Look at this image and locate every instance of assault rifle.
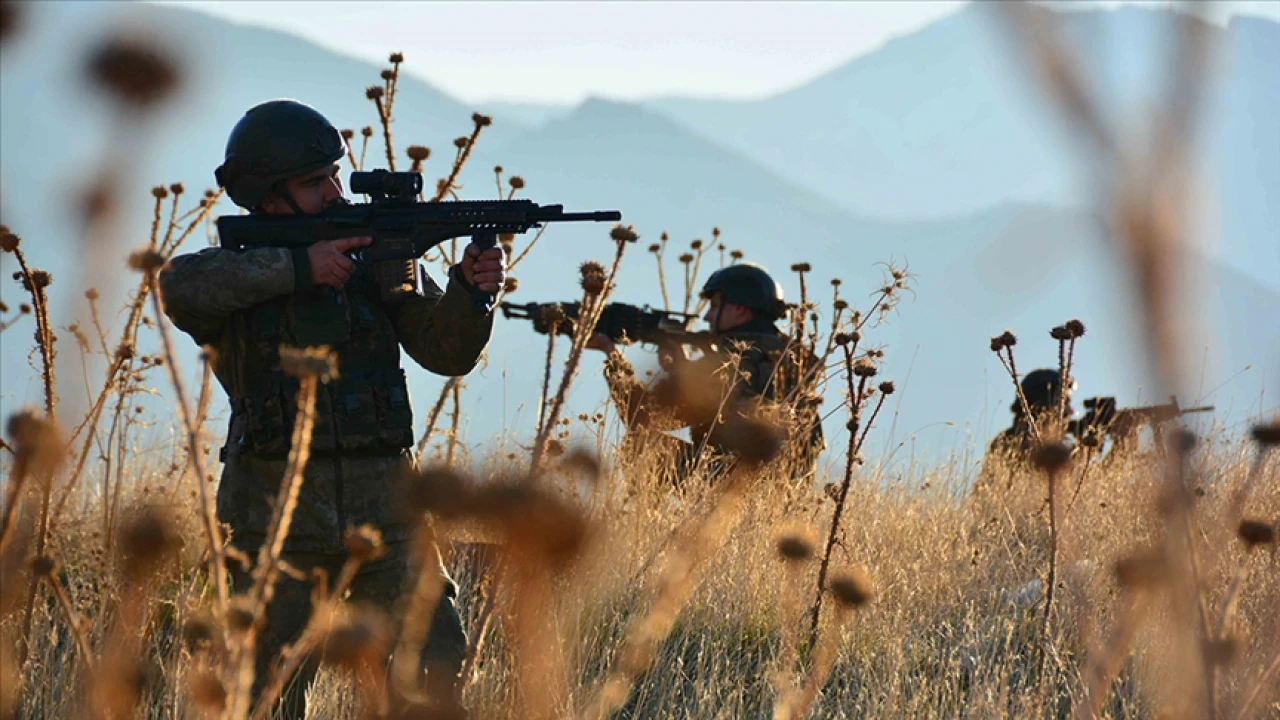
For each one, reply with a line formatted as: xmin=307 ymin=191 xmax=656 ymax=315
xmin=1069 ymin=395 xmax=1214 ymax=451
xmin=216 ymin=170 xmax=622 ymax=310
xmin=500 ymin=301 xmax=716 ymax=350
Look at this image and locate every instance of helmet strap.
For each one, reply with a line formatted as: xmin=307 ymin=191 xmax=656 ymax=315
xmin=267 ymin=179 xmax=307 ymax=216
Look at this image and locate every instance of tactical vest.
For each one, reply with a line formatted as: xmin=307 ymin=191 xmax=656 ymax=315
xmin=228 ymin=266 xmax=414 ymax=458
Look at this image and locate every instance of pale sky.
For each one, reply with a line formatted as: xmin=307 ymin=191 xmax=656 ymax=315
xmin=154 ymin=1 xmax=1280 ymax=105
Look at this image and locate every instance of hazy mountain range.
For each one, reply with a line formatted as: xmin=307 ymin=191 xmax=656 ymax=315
xmin=1 ymin=1 xmax=1275 ymax=471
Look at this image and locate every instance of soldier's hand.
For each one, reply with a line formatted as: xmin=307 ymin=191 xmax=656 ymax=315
xmin=308 ymin=237 xmax=371 ymax=289
xmin=461 ymin=243 xmax=506 ymax=293
xmin=586 ymin=332 xmax=616 ymax=354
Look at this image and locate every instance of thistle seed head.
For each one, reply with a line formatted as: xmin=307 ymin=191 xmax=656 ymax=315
xmin=1032 ymin=442 xmax=1072 ymax=473
xmin=503 ymin=277 xmax=518 ymax=294
xmin=1065 ymin=319 xmax=1086 ymax=338
xmin=168 ymin=182 xmax=184 ymax=195
xmin=361 ymin=126 xmax=374 ymax=138
xmin=678 ymin=253 xmax=694 ymax=264
xmin=791 ymin=263 xmax=812 ymax=273
xmin=1250 ymin=421 xmax=1280 ymax=447
xmin=690 ymin=239 xmax=703 ymax=250
xmin=340 ymin=129 xmax=354 ymax=141
xmin=610 ymin=225 xmax=639 ymax=244
xmin=829 ymin=568 xmax=874 ymax=608
xmin=343 ymin=525 xmax=385 ymax=562
xmin=86 ymin=36 xmax=180 ymax=108
xmin=406 ymin=145 xmax=430 ymax=161
xmin=730 ymin=249 xmax=744 ymax=261
xmin=509 ymin=176 xmax=525 ymax=190
xmin=389 ymin=52 xmax=404 ymax=63
xmin=853 ymin=360 xmax=877 ymax=378
xmin=452 ymin=136 xmax=469 ymax=149
xmin=128 ymin=250 xmax=165 ymax=272
xmin=472 ymin=112 xmax=492 ymax=127
xmin=119 ymin=507 xmax=179 ymax=579
xmin=0 ymin=228 xmax=18 ymax=253
xmin=648 ymin=243 xmax=661 ymax=254
xmin=380 ymin=69 xmax=394 ymax=81
xmin=365 ymin=85 xmax=384 ymax=100
xmin=151 ymin=186 xmax=168 ymax=200
xmin=1237 ymin=519 xmax=1275 ymax=548
xmin=30 ymin=555 xmax=57 ymax=578
xmin=1050 ymin=325 xmax=1071 ymax=341
xmin=878 ymin=380 xmax=895 ymax=395
xmin=775 ymin=533 xmax=815 ymax=562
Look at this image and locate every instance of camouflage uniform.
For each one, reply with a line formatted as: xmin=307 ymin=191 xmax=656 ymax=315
xmin=160 ymin=97 xmax=493 ymax=717
xmin=603 ymin=317 xmax=824 ymax=484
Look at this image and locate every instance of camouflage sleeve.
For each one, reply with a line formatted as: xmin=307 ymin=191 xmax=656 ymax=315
xmin=603 ymin=351 xmax=685 ymax=432
xmin=158 ymin=246 xmax=304 ymax=345
xmin=387 ymin=264 xmax=494 ymax=377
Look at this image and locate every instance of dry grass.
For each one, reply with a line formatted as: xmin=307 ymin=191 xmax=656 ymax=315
xmin=1 ymin=10 xmax=1279 ymax=720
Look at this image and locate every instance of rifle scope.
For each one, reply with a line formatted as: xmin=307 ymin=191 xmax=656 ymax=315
xmin=350 ymin=170 xmax=423 ymax=201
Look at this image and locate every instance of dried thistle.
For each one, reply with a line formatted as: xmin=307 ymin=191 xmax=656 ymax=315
xmin=150 ymin=185 xmax=168 ymax=200
xmin=343 ymin=524 xmax=385 ymax=562
xmin=118 ymin=506 xmax=178 ymax=579
xmin=380 ymin=69 xmax=394 ymax=81
xmin=503 ymin=277 xmax=518 ymax=294
xmin=472 ymin=112 xmax=493 ymax=127
xmin=389 ymin=51 xmax=404 ymax=63
xmin=1050 ymin=325 xmax=1071 ymax=341
xmin=878 ymin=380 xmax=895 ymax=395
xmin=509 ymin=176 xmax=526 ymax=190
xmin=678 ymin=253 xmax=694 ymax=264
xmin=730 ymin=249 xmax=743 ymax=261
xmin=1066 ymin=318 xmax=1086 ymax=338
xmin=0 ymin=228 xmax=18 ymax=253
xmin=86 ymin=36 xmax=181 ymax=108
xmin=610 ymin=224 xmax=639 ymax=244
xmin=127 ymin=249 xmax=165 ymax=272
xmin=365 ymin=85 xmax=384 ymax=101
xmin=852 ymin=360 xmax=877 ymax=378
xmin=452 ymin=136 xmax=469 ymax=149
xmin=406 ymin=144 xmax=430 ymax=162
xmin=690 ymin=239 xmax=703 ymax=250
xmin=361 ymin=126 xmax=374 ymax=138
xmin=829 ymin=568 xmax=874 ymax=608
xmin=340 ymin=128 xmax=354 ymax=141
xmin=1237 ymin=519 xmax=1275 ymax=548
xmin=279 ymin=346 xmax=337 ymax=382
xmin=791 ymin=262 xmax=812 ymax=273
xmin=647 ymin=243 xmax=661 ymax=254
xmin=1033 ymin=442 xmax=1073 ymax=472
xmin=1251 ymin=421 xmax=1280 ymax=447
xmin=776 ymin=533 xmax=815 ymax=562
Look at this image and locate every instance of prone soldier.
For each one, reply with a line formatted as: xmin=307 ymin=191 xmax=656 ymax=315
xmin=158 ymin=99 xmax=505 ymax=718
xmin=584 ymin=263 xmax=824 ymax=486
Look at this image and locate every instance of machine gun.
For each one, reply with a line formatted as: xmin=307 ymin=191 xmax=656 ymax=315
xmin=216 ymin=169 xmax=622 ymax=310
xmin=500 ymin=301 xmax=716 ymax=350
xmin=1068 ymin=395 xmax=1214 ymax=451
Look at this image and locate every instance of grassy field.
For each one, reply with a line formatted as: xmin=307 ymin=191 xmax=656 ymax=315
xmin=2 ymin=9 xmax=1279 ymax=720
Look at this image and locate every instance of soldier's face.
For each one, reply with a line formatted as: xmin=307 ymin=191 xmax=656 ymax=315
xmin=703 ymin=294 xmax=753 ymax=332
xmin=262 ymin=163 xmax=346 ymax=216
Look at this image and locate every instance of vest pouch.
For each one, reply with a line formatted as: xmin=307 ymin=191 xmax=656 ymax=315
xmin=294 ymin=377 xmax=340 ymax=453
xmin=373 ymin=370 xmax=414 ymax=448
xmin=244 ymin=380 xmax=290 ymax=457
xmin=332 ymin=374 xmax=382 ymax=451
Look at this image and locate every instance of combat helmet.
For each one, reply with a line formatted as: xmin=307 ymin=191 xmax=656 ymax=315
xmin=1019 ymin=368 xmax=1071 ymax=412
xmin=700 ymin=263 xmax=786 ymax=320
xmin=214 ymin=99 xmax=347 ymax=210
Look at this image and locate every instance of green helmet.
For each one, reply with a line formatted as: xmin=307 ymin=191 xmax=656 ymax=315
xmin=700 ymin=263 xmax=786 ymax=320
xmin=1020 ymin=368 xmax=1066 ymax=410
xmin=214 ymin=99 xmax=347 ymax=210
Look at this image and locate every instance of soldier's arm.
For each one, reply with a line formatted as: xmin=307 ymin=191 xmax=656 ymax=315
xmin=158 ymin=246 xmax=304 ymax=345
xmin=388 ymin=264 xmax=494 ymax=377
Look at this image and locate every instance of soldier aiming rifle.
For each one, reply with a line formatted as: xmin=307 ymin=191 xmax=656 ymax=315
xmin=158 ymin=98 xmax=619 ymax=719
